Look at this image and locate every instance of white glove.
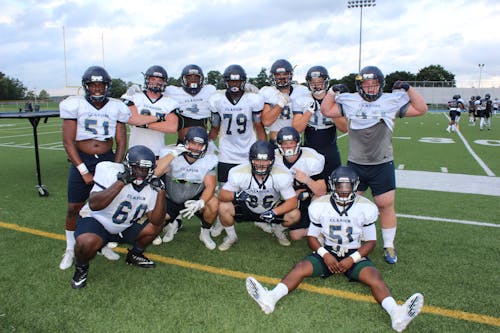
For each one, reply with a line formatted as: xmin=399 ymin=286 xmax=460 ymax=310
xmin=244 ymin=83 xmax=259 ymax=93
xmin=276 ymin=92 xmax=290 ymax=108
xmin=170 ymin=144 xmax=189 ymax=158
xmin=180 ymin=199 xmax=205 ymax=219
xmin=207 ymin=140 xmax=219 ymax=154
xmin=121 ymin=84 xmax=142 ymax=100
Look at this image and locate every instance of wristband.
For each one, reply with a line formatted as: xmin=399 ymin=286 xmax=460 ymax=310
xmin=317 ymin=247 xmax=328 ymax=258
xmin=350 ymin=251 xmax=362 ymax=263
xmin=76 ymin=163 xmax=89 ymax=175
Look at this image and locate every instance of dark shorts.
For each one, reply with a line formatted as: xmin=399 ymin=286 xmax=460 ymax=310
xmin=305 ymin=249 xmax=375 ymax=281
xmin=217 ymin=162 xmax=240 ymax=184
xmin=67 ymin=150 xmax=115 ymax=203
xmin=347 ymin=160 xmax=395 ymax=196
xmin=449 ymin=110 xmax=459 ymax=121
xmin=74 ymin=216 xmax=149 ymax=245
xmin=233 ymin=202 xmax=284 ymax=224
xmin=289 ymin=196 xmax=311 ymax=230
xmin=177 ymin=114 xmax=210 ymax=131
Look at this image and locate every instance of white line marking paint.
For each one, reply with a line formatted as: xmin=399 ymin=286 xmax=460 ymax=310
xmin=397 ymin=213 xmax=499 ymax=228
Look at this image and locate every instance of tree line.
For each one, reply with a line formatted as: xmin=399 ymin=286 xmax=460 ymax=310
xmin=0 ymin=64 xmax=454 ymax=100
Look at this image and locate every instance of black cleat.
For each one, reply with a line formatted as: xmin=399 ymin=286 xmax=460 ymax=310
xmin=71 ymin=265 xmax=88 ymax=289
xmin=126 ymin=249 xmax=156 ymax=268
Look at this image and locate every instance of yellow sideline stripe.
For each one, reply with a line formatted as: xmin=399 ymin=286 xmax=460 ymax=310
xmin=1 ymin=221 xmax=499 ymax=328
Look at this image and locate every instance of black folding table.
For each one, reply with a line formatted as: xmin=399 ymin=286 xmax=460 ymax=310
xmin=0 ymin=110 xmax=60 ymax=196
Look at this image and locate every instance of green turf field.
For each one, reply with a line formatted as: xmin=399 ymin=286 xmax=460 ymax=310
xmin=0 ymin=110 xmax=498 ymax=332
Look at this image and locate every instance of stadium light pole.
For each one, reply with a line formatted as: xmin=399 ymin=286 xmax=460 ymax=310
xmin=478 ymin=64 xmax=484 ymax=89
xmin=347 ymin=0 xmax=376 ymax=72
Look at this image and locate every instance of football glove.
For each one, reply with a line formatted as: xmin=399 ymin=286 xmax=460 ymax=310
xmin=170 ymin=144 xmax=189 ymax=158
xmin=244 ymin=83 xmax=259 ymax=93
xmin=276 ymin=92 xmax=290 ymax=108
xmin=149 ymin=177 xmax=166 ymax=192
xmin=180 ymin=199 xmax=205 ymax=219
xmin=117 ymin=168 xmax=134 ymax=185
xmin=259 ymin=209 xmax=276 ymax=223
xmin=233 ymin=191 xmax=250 ymax=205
xmin=392 ymin=80 xmax=410 ymax=92
xmin=156 ymin=113 xmax=166 ymax=122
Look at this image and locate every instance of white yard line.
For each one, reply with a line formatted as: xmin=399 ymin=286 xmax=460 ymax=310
xmin=397 ymin=213 xmax=499 ymax=228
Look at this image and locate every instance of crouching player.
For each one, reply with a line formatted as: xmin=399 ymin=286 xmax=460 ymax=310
xmin=71 ymin=145 xmax=166 ymax=289
xmin=246 ymin=166 xmax=424 ymax=332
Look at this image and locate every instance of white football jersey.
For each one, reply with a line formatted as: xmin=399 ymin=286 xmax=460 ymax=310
xmin=59 ymin=96 xmax=130 ymax=141
xmin=83 ymin=161 xmax=159 ymax=234
xmin=158 ymin=146 xmax=218 ymax=183
xmin=293 ymin=94 xmax=334 ymax=130
xmin=275 ymin=147 xmax=325 ymax=183
xmin=335 ymin=91 xmax=410 ymax=131
xmin=164 ymin=85 xmax=216 ymax=120
xmin=308 ymin=195 xmax=379 ymax=256
xmin=127 ymin=91 xmax=179 ymax=156
xmin=260 ymin=84 xmax=310 ymax=132
xmin=209 ymin=92 xmax=264 ymax=164
xmin=223 ymin=163 xmax=295 ymax=214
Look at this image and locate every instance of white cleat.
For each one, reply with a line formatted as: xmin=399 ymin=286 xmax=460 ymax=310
xmin=162 ymin=220 xmax=179 ymax=243
xmin=272 ymin=224 xmax=291 ymax=246
xmin=99 ymin=244 xmax=120 ymax=260
xmin=199 ymin=228 xmax=216 ymax=250
xmin=218 ymin=236 xmax=237 ymax=251
xmin=391 ymin=293 xmax=424 ymax=332
xmin=59 ymin=249 xmax=74 ymax=270
xmin=152 ymin=236 xmax=162 ymax=246
xmin=210 ymin=219 xmax=224 ymax=237
xmin=254 ymin=221 xmax=273 ymax=233
xmin=245 ymin=276 xmax=275 ymax=315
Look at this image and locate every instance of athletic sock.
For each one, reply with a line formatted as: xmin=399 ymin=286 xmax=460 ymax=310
xmin=382 ymin=227 xmax=396 ymax=249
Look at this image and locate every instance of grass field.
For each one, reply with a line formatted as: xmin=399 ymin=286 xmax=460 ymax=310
xmin=0 ymin=109 xmax=498 ymax=332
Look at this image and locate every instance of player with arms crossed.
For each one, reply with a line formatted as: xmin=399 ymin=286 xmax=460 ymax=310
xmin=321 ymin=66 xmax=427 ymax=264
xmin=153 ymin=127 xmax=218 ymax=249
xmin=217 ymin=140 xmax=299 ymax=251
xmin=70 ymin=145 xmax=167 ymax=289
xmin=59 ymin=66 xmax=130 ymax=270
xmin=246 ymin=166 xmax=424 ymax=332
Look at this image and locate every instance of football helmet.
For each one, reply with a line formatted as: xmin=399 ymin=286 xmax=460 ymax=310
xmin=306 ymin=65 xmax=330 ymax=94
xmin=249 ymin=140 xmax=275 ymax=177
xmin=223 ymin=64 xmax=247 ymax=93
xmin=331 ymin=83 xmax=349 ymax=95
xmin=82 ymin=66 xmax=111 ymax=103
xmin=181 ymin=64 xmax=204 ymax=95
xmin=270 ymin=59 xmax=293 ymax=88
xmin=183 ymin=127 xmax=208 ymax=159
xmin=143 ymin=65 xmax=168 ymax=93
xmin=355 ymin=66 xmax=385 ymax=102
xmin=124 ymin=145 xmax=156 ymax=187
xmin=453 ymin=94 xmax=461 ymax=100
xmin=276 ymin=126 xmax=301 ymax=157
xmin=485 ymin=93 xmax=491 ymax=100
xmin=328 ymin=166 xmax=359 ymax=206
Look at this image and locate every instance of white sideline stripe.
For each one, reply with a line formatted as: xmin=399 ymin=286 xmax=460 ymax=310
xmin=442 ymin=113 xmax=495 ymax=176
xmin=0 ymin=142 xmax=64 ymax=150
xmin=0 ymin=131 xmax=61 ymax=139
xmin=396 ymin=170 xmax=500 ymax=197
xmin=397 ymin=213 xmax=499 ymax=228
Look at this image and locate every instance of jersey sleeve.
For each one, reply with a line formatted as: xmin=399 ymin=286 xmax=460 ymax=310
xmin=250 ymin=93 xmax=265 ymax=112
xmin=59 ymin=96 xmax=80 ymax=119
xmin=292 ymin=94 xmax=315 ymax=115
xmin=92 ymin=162 xmax=123 ymax=191
xmin=114 ymin=99 xmax=131 ymax=123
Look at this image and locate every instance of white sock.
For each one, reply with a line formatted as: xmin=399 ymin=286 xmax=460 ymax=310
xmin=382 ymin=227 xmax=396 ymax=249
xmin=65 ymin=230 xmax=75 ymax=251
xmin=381 ymin=296 xmax=399 ymax=317
xmin=270 ymin=282 xmax=289 ymax=303
xmin=224 ymin=225 xmax=237 ymax=239
xmin=200 ymin=228 xmax=210 ymax=237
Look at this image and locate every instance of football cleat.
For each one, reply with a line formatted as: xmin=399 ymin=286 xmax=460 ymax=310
xmin=162 ymin=220 xmax=179 ymax=243
xmin=152 ymin=235 xmax=162 ymax=246
xmin=59 ymin=249 xmax=74 ymax=270
xmin=254 ymin=221 xmax=273 ymax=234
xmin=391 ymin=293 xmax=424 ymax=332
xmin=71 ymin=265 xmax=88 ymax=289
xmin=218 ymin=236 xmax=238 ymax=251
xmin=384 ymin=248 xmax=398 ymax=264
xmin=126 ymin=249 xmax=156 ymax=268
xmin=245 ymin=276 xmax=275 ymax=314
xmin=199 ymin=228 xmax=216 ymax=250
xmin=98 ymin=245 xmax=120 ymax=260
xmin=272 ymin=224 xmax=291 ymax=246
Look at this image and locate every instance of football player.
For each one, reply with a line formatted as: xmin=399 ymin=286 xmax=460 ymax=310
xmin=70 ymin=145 xmax=167 ymax=289
xmin=446 ymin=94 xmax=464 ymax=133
xmin=164 ymin=64 xmax=216 ymax=144
xmin=321 ymin=66 xmax=428 ymax=264
xmin=153 ymin=127 xmax=218 ymax=250
xmin=292 ymin=66 xmax=347 ymax=178
xmin=217 ymin=140 xmax=299 ymax=251
xmin=246 ymin=166 xmax=424 ymax=332
xmin=274 ymin=127 xmax=326 ymax=241
xmin=59 ymin=66 xmax=130 ymax=270
xmin=123 ymin=65 xmax=180 ymax=157
xmin=260 ymin=59 xmax=310 ymax=143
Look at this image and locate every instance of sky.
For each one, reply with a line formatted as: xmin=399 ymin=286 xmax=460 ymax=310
xmin=1 ymin=0 xmax=499 ymax=96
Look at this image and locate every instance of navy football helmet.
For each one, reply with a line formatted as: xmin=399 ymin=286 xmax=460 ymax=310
xmin=249 ymin=140 xmax=275 ymax=176
xmin=223 ymin=64 xmax=247 ymax=93
xmin=331 ymin=83 xmax=349 ymax=94
xmin=328 ymin=166 xmax=359 ymax=206
xmin=306 ymin=65 xmax=330 ymax=94
xmin=270 ymin=59 xmax=293 ymax=88
xmin=276 ymin=126 xmax=301 ymax=157
xmin=355 ymin=66 xmax=385 ymax=102
xmin=181 ymin=64 xmax=204 ymax=95
xmin=143 ymin=65 xmax=168 ymax=93
xmin=184 ymin=127 xmax=208 ymax=159
xmin=124 ymin=145 xmax=156 ymax=187
xmin=82 ymin=66 xmax=111 ymax=103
